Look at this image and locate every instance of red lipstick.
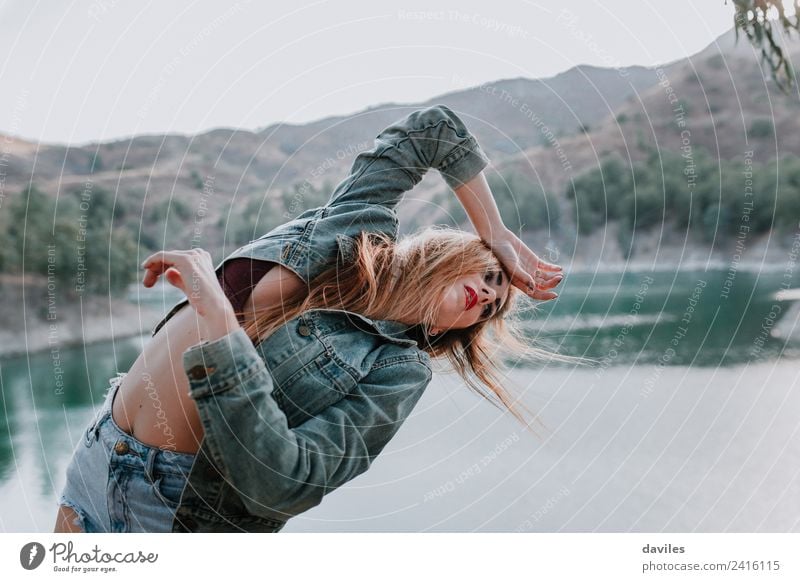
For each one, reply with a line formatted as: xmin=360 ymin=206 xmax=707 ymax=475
xmin=464 ymin=286 xmax=478 ymax=310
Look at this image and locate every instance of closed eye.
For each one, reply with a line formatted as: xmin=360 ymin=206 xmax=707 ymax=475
xmin=480 ymin=270 xmax=504 ymax=319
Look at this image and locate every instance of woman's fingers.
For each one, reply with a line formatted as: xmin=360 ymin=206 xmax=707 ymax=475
xmin=164 ymin=267 xmax=186 ymax=293
xmin=535 ymin=272 xmax=564 ymax=290
xmin=512 ymin=267 xmax=563 ymax=301
xmin=140 ymin=249 xmax=209 ymax=288
xmin=530 ymin=288 xmax=559 ymax=301
xmin=142 ymin=252 xmax=178 ymax=288
xmin=138 ymin=248 xmax=232 ymax=327
xmin=489 ymin=232 xmax=564 ymax=301
xmin=536 ymin=259 xmax=562 ymax=273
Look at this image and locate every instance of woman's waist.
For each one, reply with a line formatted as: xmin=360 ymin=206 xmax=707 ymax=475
xmin=114 ymin=358 xmax=204 ymax=455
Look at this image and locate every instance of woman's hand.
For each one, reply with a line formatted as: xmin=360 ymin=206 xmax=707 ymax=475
xmin=141 ymin=248 xmax=239 ymax=340
xmin=453 ymin=172 xmax=563 ymax=300
xmin=486 ymin=229 xmax=563 ymax=301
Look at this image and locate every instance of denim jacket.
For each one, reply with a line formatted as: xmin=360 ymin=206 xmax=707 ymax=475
xmin=148 ymin=104 xmax=491 ymax=532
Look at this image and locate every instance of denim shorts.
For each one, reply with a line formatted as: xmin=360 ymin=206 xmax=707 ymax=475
xmin=58 ymin=372 xmax=196 ymax=533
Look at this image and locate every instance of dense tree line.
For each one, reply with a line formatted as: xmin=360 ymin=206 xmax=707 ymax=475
xmin=429 ymin=170 xmax=561 ymax=236
xmin=219 ymin=179 xmax=334 ymax=247
xmin=7 ymin=148 xmax=797 ymax=297
xmin=0 ymin=179 xmax=336 ymax=298
xmin=567 ymin=149 xmax=800 ymax=256
xmin=0 ymin=184 xmax=141 ymax=297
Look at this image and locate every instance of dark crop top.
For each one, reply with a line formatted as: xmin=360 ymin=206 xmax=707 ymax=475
xmin=216 ymin=258 xmax=275 ymax=321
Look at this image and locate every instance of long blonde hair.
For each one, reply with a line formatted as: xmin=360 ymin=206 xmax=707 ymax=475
xmin=237 ymin=225 xmax=575 ymax=435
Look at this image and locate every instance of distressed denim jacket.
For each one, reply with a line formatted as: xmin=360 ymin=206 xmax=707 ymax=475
xmin=149 ymin=104 xmax=491 ymax=532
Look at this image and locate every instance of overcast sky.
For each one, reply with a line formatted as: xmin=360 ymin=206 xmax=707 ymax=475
xmin=0 ymin=0 xmax=733 ymax=145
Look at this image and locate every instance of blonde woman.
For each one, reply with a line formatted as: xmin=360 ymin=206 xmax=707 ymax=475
xmin=54 ymin=104 xmax=563 ymax=533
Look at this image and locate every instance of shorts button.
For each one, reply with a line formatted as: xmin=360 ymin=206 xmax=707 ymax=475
xmin=297 ymin=324 xmax=311 ymax=337
xmin=114 ymin=441 xmax=130 ymax=455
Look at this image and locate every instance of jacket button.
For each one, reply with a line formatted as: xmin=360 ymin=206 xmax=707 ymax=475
xmin=187 ymin=365 xmax=215 ymax=380
xmin=114 ymin=441 xmax=129 ymax=455
xmin=297 ymin=324 xmax=311 ymax=337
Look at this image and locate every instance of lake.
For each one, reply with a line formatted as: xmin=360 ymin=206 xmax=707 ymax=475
xmin=1 ymin=267 xmax=798 ymax=532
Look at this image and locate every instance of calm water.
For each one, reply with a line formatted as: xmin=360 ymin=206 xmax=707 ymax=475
xmin=528 ymin=267 xmax=800 ymax=366
xmin=1 ymin=267 xmax=798 ymax=532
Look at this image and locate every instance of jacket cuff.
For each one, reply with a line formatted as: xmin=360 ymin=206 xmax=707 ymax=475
xmin=438 ymin=135 xmax=491 ymax=190
xmin=182 ymin=326 xmax=262 ymax=399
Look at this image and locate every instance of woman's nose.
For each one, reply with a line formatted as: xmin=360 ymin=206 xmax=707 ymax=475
xmin=479 ymin=285 xmax=497 ymax=303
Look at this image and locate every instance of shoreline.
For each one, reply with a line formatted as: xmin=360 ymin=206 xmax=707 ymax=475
xmin=0 ymin=299 xmax=164 ymax=359
xmin=0 ymin=277 xmax=168 ymax=359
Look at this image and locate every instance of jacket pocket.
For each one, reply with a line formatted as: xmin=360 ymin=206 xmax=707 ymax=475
xmin=275 ymin=353 xmax=355 ymax=427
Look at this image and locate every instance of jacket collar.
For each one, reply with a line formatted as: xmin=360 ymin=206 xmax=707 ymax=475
xmin=305 ymin=308 xmax=419 ymax=347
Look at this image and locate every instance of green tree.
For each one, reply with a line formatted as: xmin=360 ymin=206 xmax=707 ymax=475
xmin=61 ymin=186 xmax=141 ymax=296
xmin=488 ymin=171 xmax=560 ymax=234
xmin=1 ymin=184 xmax=140 ymax=298
xmin=567 ymin=154 xmax=632 ymax=234
xmin=90 ymin=152 xmax=104 ymax=173
xmin=748 ymin=118 xmax=774 ymax=138
xmin=5 ymin=184 xmax=55 ymax=276
xmin=777 ymin=157 xmax=800 ymax=232
xmin=702 ymin=202 xmax=732 ymax=242
xmin=618 ymin=183 xmax=664 ymax=231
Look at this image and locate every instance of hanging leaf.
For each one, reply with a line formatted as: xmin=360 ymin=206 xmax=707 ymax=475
xmin=729 ymin=0 xmax=799 ymax=92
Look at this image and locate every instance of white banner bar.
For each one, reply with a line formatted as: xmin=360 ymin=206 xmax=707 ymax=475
xmin=2 ymin=533 xmax=798 ymax=581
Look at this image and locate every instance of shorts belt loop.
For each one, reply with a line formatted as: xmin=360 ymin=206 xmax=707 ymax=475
xmin=144 ymin=448 xmax=157 ymax=482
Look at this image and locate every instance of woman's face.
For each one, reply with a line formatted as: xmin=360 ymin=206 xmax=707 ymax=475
xmin=429 ymin=266 xmax=511 ymax=335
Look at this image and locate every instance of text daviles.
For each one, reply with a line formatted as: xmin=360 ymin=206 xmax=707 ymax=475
xmin=642 ymin=543 xmax=685 ymax=554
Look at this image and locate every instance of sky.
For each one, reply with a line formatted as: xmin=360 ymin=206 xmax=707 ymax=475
xmin=0 ymin=0 xmax=734 ymax=146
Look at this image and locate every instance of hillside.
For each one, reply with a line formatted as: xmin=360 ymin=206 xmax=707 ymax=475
xmin=0 ymin=62 xmax=660 ymax=248
xmin=1 ymin=28 xmax=799 ymax=257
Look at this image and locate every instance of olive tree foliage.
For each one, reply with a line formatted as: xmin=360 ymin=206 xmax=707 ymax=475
xmin=731 ymin=0 xmax=799 ymax=91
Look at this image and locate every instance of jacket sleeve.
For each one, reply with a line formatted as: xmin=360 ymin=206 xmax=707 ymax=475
xmin=326 ymin=104 xmax=491 ymax=212
xmin=183 ymin=326 xmax=432 ymax=521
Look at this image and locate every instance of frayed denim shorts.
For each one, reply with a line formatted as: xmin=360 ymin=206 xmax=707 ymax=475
xmin=57 ymin=372 xmax=196 ymax=533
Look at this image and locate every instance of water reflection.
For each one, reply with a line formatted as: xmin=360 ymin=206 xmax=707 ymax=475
xmin=0 ymin=335 xmax=143 ymax=510
xmin=526 ymin=269 xmax=800 ymax=366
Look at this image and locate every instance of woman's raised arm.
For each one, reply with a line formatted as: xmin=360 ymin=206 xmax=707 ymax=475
xmin=327 ymin=105 xmax=563 ymax=299
xmin=326 ymin=104 xmax=491 ymax=211
xmin=453 ymin=171 xmax=563 ymax=300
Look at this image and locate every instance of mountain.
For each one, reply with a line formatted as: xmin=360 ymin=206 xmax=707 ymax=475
xmin=1 ymin=27 xmax=798 ymax=253
xmin=0 ymin=60 xmax=661 ymax=247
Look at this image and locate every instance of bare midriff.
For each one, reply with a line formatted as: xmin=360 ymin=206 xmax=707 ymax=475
xmin=112 ymin=300 xmax=209 ymax=454
xmin=111 ymin=261 xmax=305 ymax=455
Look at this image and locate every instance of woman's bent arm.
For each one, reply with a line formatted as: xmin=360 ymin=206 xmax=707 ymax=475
xmin=326 ymin=104 xmax=491 ymax=212
xmin=183 ymin=326 xmax=432 ymax=522
xmin=453 ymin=170 xmax=508 ymax=242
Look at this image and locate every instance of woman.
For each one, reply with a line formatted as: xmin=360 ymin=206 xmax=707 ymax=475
xmin=53 ymin=104 xmax=563 ymax=533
